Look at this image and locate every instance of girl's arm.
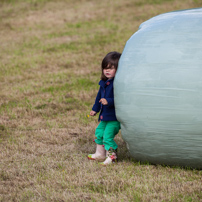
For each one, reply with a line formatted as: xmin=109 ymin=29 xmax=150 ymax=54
xmin=99 ymin=98 xmax=114 ymax=107
xmin=99 ymin=98 xmax=108 ymax=105
xmin=105 ymin=98 xmax=114 ymax=107
xmin=90 ymin=110 xmax=97 ymax=116
xmin=92 ymin=87 xmax=101 ymax=112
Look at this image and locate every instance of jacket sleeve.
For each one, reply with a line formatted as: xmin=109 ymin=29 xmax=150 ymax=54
xmin=92 ymin=87 xmax=101 ymax=112
xmin=106 ymin=98 xmax=114 ymax=108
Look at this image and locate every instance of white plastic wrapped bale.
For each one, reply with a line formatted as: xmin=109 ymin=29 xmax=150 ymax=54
xmin=114 ymin=8 xmax=202 ymax=169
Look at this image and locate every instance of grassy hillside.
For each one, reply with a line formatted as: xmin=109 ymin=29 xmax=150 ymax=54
xmin=0 ymin=0 xmax=202 ymax=201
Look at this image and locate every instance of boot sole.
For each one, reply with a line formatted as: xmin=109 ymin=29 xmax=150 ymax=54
xmin=87 ymin=157 xmax=106 ymax=162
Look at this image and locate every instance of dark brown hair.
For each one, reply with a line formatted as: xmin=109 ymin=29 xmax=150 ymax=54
xmin=101 ymin=51 xmax=121 ymax=81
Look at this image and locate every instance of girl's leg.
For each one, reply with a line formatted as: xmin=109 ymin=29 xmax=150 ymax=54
xmin=88 ymin=144 xmax=106 ymax=161
xmin=103 ymin=121 xmax=120 ymax=151
xmin=100 ymin=121 xmax=120 ymax=165
xmin=94 ymin=121 xmax=107 ymax=145
xmin=100 ymin=148 xmax=118 ymax=165
xmin=87 ymin=121 xmax=107 ymax=161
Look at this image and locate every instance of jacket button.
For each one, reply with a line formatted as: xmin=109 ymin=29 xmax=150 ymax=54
xmin=100 ymin=115 xmax=103 ymax=119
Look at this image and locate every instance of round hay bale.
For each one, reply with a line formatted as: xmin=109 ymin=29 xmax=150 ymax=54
xmin=114 ymin=8 xmax=202 ymax=168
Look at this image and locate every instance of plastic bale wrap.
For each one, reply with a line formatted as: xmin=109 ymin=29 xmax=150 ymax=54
xmin=114 ymin=8 xmax=202 ymax=169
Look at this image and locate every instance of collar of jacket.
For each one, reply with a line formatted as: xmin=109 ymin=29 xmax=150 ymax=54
xmin=99 ymin=78 xmax=114 ymax=88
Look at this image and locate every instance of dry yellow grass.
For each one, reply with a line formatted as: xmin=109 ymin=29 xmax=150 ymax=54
xmin=0 ymin=0 xmax=202 ymax=201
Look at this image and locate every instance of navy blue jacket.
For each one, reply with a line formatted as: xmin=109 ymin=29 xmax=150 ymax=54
xmin=92 ymin=78 xmax=117 ymax=121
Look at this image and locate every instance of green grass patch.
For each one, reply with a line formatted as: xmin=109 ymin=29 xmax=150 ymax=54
xmin=0 ymin=0 xmax=202 ymax=201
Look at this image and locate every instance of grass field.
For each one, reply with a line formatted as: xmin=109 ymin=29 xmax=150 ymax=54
xmin=0 ymin=0 xmax=202 ymax=201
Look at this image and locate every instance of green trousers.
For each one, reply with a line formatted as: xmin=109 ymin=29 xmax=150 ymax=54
xmin=95 ymin=121 xmax=121 ymax=151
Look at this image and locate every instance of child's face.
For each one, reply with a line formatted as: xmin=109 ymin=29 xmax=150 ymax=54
xmin=103 ymin=66 xmax=116 ymax=80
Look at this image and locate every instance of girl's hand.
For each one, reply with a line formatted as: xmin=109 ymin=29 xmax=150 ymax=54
xmin=90 ymin=110 xmax=97 ymax=116
xmin=99 ymin=98 xmax=108 ymax=105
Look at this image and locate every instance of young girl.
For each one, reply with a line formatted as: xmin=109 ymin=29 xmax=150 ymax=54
xmin=88 ymin=51 xmax=121 ymax=165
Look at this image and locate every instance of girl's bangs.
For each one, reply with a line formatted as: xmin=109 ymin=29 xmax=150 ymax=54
xmin=103 ymin=62 xmax=114 ymax=69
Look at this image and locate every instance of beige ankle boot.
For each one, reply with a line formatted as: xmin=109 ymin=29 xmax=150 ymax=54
xmin=100 ymin=148 xmax=118 ymax=165
xmin=88 ymin=144 xmax=106 ymax=162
